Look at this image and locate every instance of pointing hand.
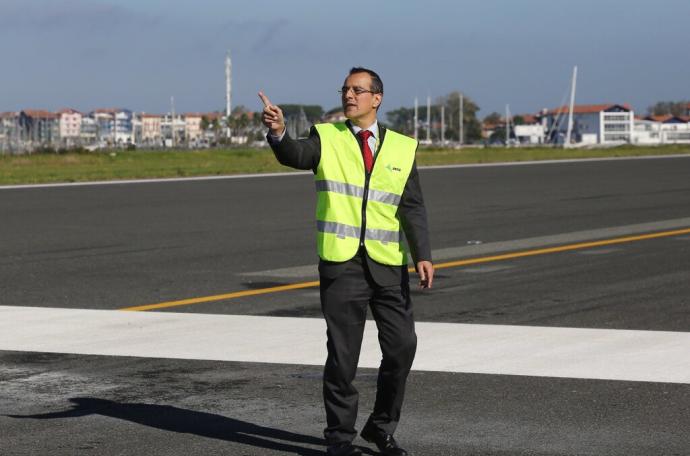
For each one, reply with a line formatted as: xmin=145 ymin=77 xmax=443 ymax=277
xmin=258 ymin=91 xmax=285 ymax=136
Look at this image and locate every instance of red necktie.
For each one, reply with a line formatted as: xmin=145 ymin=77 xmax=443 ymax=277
xmin=358 ymin=130 xmax=374 ymax=173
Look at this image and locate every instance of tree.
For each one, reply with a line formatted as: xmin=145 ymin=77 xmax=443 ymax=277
xmin=647 ymin=101 xmax=688 ymax=117
xmin=210 ymin=118 xmax=220 ymax=143
xmin=385 ymin=91 xmax=482 ymax=143
xmin=483 ymin=112 xmax=502 ymax=125
xmin=440 ymin=91 xmax=481 ymax=142
xmin=279 ymin=104 xmax=324 ymax=123
xmin=488 ymin=127 xmax=515 ymax=145
xmin=200 ymin=116 xmax=210 ymax=132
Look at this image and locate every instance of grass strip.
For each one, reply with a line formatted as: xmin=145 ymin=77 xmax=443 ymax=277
xmin=1 ymin=144 xmax=689 ymax=185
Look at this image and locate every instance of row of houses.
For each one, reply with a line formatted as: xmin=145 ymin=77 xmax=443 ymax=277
xmin=3 ymin=102 xmax=690 ymax=152
xmin=0 ymin=108 xmax=252 ymax=152
xmin=488 ymin=102 xmax=690 ymax=146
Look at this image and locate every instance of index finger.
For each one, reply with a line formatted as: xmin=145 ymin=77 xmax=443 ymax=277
xmin=258 ymin=91 xmax=273 ymax=108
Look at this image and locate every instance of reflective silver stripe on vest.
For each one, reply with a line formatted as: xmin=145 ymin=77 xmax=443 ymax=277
xmin=367 ymin=188 xmax=401 ymax=206
xmin=315 ymin=180 xmax=401 ymax=206
xmin=315 ymin=180 xmax=364 ymax=198
xmin=317 ymin=220 xmax=401 ymax=245
xmin=365 ymin=228 xmax=402 ymax=244
xmin=316 ymin=220 xmax=360 ymax=239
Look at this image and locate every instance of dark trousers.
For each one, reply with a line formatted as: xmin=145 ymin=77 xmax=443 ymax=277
xmin=319 ymin=253 xmax=417 ymax=444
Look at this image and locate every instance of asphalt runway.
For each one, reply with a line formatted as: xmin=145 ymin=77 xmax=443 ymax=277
xmin=1 ymin=155 xmax=689 ymax=455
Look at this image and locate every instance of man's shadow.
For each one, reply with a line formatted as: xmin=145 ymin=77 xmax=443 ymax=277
xmin=7 ymin=397 xmax=375 ymax=455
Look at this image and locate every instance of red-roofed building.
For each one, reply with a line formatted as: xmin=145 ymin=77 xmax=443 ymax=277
xmin=57 ymin=108 xmax=83 ymax=145
xmin=139 ymin=113 xmax=163 ymax=145
xmin=182 ymin=113 xmax=207 ymax=144
xmin=542 ymin=104 xmax=634 ymax=145
xmin=644 ymin=114 xmax=689 ymax=124
xmin=19 ymin=109 xmax=60 ymax=146
xmin=633 ymin=114 xmax=690 ymax=144
xmin=513 ymin=113 xmax=546 ymax=144
xmin=90 ymin=108 xmax=134 ymax=145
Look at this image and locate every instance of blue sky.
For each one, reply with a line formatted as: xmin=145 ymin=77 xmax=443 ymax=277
xmin=1 ymin=0 xmax=689 ymax=118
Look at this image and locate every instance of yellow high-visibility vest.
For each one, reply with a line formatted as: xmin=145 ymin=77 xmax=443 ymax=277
xmin=314 ymin=122 xmax=417 ymax=265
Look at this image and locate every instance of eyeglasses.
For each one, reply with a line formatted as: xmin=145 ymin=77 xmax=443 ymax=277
xmin=338 ymin=86 xmax=378 ymax=96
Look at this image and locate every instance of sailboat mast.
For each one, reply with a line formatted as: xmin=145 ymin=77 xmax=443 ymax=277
xmin=565 ymin=65 xmax=578 ymax=147
xmin=505 ymin=104 xmax=510 ymax=147
xmin=459 ymin=92 xmax=464 ymax=147
xmin=414 ymin=97 xmax=418 ymax=140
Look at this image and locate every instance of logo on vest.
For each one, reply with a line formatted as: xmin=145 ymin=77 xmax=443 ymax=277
xmin=385 ymin=163 xmax=402 ymax=172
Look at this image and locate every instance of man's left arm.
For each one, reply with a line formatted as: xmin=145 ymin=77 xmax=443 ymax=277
xmin=399 ymin=161 xmax=434 ymax=288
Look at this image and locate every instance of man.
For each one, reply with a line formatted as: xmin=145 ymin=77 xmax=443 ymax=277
xmin=260 ymin=67 xmax=433 ymax=456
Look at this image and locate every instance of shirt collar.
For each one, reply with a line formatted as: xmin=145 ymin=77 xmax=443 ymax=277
xmin=349 ymin=120 xmax=378 ymax=139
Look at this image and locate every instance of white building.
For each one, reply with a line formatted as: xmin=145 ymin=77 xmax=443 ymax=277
xmin=80 ymin=116 xmax=98 ymax=145
xmin=632 ymin=118 xmax=662 ymax=145
xmin=513 ymin=114 xmax=545 ymax=144
xmin=57 ymin=108 xmax=82 ymax=146
xmin=183 ymin=113 xmax=206 ymax=144
xmin=649 ymin=115 xmax=690 ymax=144
xmin=91 ymin=108 xmax=134 ymax=145
xmin=543 ymin=104 xmax=634 ymax=145
xmin=160 ymin=114 xmax=185 ymax=147
xmin=140 ymin=114 xmax=163 ymax=145
xmin=114 ymin=110 xmax=134 ymax=144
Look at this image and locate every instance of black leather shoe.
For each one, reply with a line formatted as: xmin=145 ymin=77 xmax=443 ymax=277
xmin=360 ymin=423 xmax=408 ymax=456
xmin=326 ymin=441 xmax=362 ymax=456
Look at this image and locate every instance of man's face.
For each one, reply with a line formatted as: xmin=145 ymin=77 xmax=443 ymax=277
xmin=341 ymin=72 xmax=382 ymax=123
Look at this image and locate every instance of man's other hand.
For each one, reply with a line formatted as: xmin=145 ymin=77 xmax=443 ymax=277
xmin=416 ymin=260 xmax=434 ymax=289
xmin=258 ymin=91 xmax=286 ymax=136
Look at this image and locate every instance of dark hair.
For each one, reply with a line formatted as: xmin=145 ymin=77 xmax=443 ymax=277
xmin=349 ymin=67 xmax=383 ymax=94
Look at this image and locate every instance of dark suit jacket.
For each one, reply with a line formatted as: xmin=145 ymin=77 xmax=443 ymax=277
xmin=268 ymin=121 xmax=431 ymax=286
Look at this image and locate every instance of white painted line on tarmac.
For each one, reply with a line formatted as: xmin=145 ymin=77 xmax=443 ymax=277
xmin=2 ymin=153 xmax=689 ymax=191
xmin=0 ymin=171 xmax=312 ymax=190
xmin=420 ymin=153 xmax=690 ymax=171
xmin=1 ymin=305 xmax=688 ymax=384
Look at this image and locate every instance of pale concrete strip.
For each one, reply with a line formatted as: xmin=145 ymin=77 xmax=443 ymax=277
xmin=243 ymin=217 xmax=690 ymax=279
xmin=3 ymin=153 xmax=689 ymax=191
xmin=431 ymin=217 xmax=690 ymax=262
xmin=1 ymin=306 xmax=688 ymax=384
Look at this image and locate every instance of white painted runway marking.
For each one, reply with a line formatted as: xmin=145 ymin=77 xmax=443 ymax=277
xmin=1 ymin=306 xmax=688 ymax=384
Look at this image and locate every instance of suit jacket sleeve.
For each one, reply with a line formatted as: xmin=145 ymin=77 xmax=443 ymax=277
xmin=267 ymin=126 xmax=321 ymax=172
xmin=399 ymin=160 xmax=432 ymax=264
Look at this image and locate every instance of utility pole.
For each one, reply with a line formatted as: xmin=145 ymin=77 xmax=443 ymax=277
xmin=426 ymin=95 xmax=431 ymax=143
xmin=226 ymin=51 xmax=232 ymax=139
xmin=414 ymin=97 xmax=418 ymax=140
xmin=171 ymin=96 xmax=176 ymax=147
xmin=441 ymin=105 xmax=445 ymax=145
xmin=112 ymin=111 xmax=116 ymax=146
xmin=459 ymin=92 xmax=464 ymax=147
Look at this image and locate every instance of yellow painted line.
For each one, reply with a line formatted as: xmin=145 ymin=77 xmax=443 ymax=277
xmin=432 ymin=227 xmax=690 ymax=270
xmin=120 ymin=227 xmax=690 ymax=312
xmin=121 ymin=281 xmax=319 ymax=312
